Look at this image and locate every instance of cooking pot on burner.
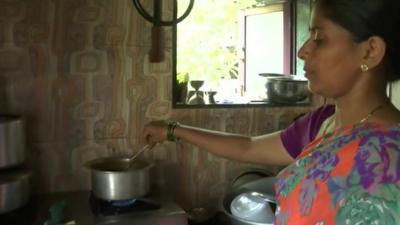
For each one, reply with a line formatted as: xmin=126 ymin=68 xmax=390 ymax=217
xmin=85 ymin=156 xmax=153 ymax=201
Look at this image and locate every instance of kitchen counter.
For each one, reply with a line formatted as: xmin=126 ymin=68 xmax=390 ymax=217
xmin=187 ymin=212 xmax=230 ymax=225
xmin=32 ymin=191 xmax=94 ymax=225
xmin=28 ymin=191 xmax=188 ymax=225
xmin=1 ymin=191 xmax=234 ymax=225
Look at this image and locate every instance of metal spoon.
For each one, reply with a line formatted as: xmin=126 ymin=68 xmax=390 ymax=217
xmin=124 ymin=144 xmax=152 ymax=169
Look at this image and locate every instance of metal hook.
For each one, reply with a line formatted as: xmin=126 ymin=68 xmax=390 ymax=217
xmin=132 ymin=0 xmax=194 ymax=26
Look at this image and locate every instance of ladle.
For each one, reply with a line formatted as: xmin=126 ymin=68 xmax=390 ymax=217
xmin=124 ymin=144 xmax=152 ymax=169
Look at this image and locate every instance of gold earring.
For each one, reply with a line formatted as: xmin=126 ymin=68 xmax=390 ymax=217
xmin=360 ymin=64 xmax=369 ymax=72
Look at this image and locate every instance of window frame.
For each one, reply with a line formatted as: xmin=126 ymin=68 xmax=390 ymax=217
xmin=172 ymin=0 xmax=308 ymax=108
xmin=239 ymin=1 xmax=295 ymax=99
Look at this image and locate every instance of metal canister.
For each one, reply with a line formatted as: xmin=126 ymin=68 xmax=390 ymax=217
xmin=0 ymin=168 xmax=31 ymax=214
xmin=0 ymin=115 xmax=26 ymax=169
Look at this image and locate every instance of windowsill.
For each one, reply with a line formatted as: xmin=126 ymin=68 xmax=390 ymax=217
xmin=173 ymin=98 xmax=313 ymax=109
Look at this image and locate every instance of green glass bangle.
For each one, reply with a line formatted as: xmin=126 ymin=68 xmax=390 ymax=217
xmin=167 ymin=121 xmax=180 ymax=142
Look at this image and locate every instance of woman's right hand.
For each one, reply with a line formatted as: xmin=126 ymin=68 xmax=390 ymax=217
xmin=142 ymin=120 xmax=293 ymax=166
xmin=143 ymin=120 xmax=169 ymax=145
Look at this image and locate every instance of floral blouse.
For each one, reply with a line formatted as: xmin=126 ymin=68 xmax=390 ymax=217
xmin=275 ymin=122 xmax=400 ymax=225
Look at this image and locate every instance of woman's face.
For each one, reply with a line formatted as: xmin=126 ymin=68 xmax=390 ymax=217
xmin=298 ymin=5 xmax=365 ymax=98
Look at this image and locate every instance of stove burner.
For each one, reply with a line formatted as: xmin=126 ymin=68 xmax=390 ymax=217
xmin=89 ymin=193 xmax=161 ymax=216
xmin=111 ymin=198 xmax=137 ymax=207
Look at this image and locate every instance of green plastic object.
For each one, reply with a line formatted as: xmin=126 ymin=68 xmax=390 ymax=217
xmin=43 ymin=201 xmax=67 ymax=225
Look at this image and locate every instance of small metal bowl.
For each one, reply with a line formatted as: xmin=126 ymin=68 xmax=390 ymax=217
xmin=261 ymin=74 xmax=309 ymax=103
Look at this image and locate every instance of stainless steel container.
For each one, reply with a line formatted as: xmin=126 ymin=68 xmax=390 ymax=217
xmin=0 ymin=168 xmax=31 ymax=214
xmin=260 ymin=73 xmax=309 ymax=104
xmin=222 ymin=176 xmax=276 ymax=225
xmin=85 ymin=157 xmax=153 ymax=201
xmin=0 ymin=115 xmax=26 ymax=169
xmin=231 ymin=169 xmax=272 ymax=188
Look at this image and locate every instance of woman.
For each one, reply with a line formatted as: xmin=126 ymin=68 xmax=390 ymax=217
xmin=144 ymin=0 xmax=400 ymax=223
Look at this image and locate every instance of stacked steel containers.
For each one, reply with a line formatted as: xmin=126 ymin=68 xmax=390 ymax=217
xmin=0 ymin=115 xmax=31 ymax=214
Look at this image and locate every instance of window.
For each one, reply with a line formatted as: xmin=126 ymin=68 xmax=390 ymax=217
xmin=173 ymin=0 xmax=297 ymax=107
xmin=239 ymin=3 xmax=294 ymax=102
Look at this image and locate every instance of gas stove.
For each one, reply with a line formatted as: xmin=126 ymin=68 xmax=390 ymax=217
xmin=89 ymin=192 xmax=187 ymax=225
xmin=22 ymin=191 xmax=188 ymax=225
xmin=89 ymin=193 xmax=161 ymax=216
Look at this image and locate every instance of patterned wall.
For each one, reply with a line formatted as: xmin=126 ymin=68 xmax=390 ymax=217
xmin=0 ymin=0 xmax=318 ymax=213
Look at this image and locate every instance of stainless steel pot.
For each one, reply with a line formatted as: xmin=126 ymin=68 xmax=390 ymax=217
xmin=222 ymin=176 xmax=276 ymax=225
xmin=231 ymin=169 xmax=272 ymax=189
xmin=0 ymin=168 xmax=31 ymax=214
xmin=0 ymin=115 xmax=26 ymax=169
xmin=85 ymin=157 xmax=153 ymax=201
xmin=259 ymin=73 xmax=309 ymax=104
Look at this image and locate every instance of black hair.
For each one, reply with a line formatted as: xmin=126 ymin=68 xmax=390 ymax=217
xmin=313 ymin=0 xmax=400 ymax=81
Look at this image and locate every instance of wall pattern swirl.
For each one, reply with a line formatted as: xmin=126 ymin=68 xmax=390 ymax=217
xmin=0 ymin=0 xmax=318 ymax=212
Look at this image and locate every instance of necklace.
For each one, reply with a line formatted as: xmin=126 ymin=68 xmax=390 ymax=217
xmin=359 ymin=104 xmax=385 ymax=123
xmin=321 ymin=104 xmax=386 ymax=136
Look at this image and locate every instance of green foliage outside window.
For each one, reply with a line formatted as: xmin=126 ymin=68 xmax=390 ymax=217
xmin=177 ymin=0 xmax=262 ymax=89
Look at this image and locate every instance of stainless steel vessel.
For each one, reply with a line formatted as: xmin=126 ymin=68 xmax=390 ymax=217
xmin=85 ymin=157 xmax=153 ymax=200
xmin=259 ymin=73 xmax=309 ymax=104
xmin=222 ymin=176 xmax=277 ymax=225
xmin=0 ymin=168 xmax=31 ymax=214
xmin=0 ymin=115 xmax=26 ymax=169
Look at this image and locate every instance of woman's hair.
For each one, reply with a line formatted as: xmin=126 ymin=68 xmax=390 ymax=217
xmin=313 ymin=0 xmax=400 ymax=81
